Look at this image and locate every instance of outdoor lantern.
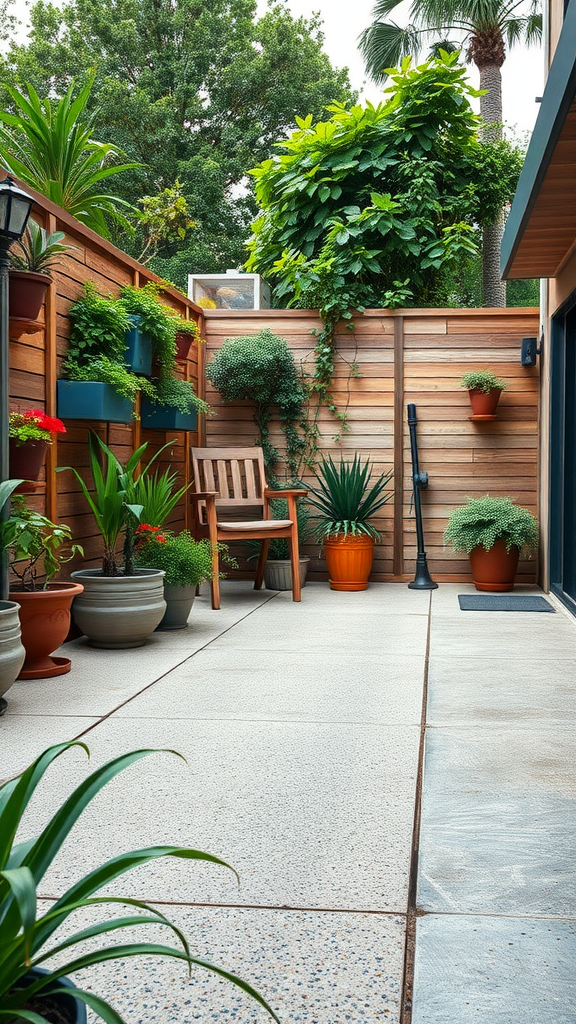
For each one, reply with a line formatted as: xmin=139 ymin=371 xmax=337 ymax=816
xmin=0 ymin=175 xmax=34 ymax=242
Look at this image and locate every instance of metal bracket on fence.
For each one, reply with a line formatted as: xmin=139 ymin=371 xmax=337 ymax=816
xmin=407 ymin=403 xmax=438 ymax=590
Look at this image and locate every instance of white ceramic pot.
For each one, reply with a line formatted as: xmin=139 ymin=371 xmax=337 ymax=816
xmin=71 ymin=569 xmax=166 ymax=649
xmin=157 ymin=585 xmax=195 ymax=631
xmin=264 ymin=557 xmax=309 ymax=591
xmin=0 ymin=601 xmax=26 ymax=698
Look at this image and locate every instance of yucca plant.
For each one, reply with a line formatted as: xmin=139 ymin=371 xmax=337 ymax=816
xmin=127 ymin=465 xmax=190 ymax=529
xmin=9 ymin=220 xmax=73 ymax=276
xmin=0 ymin=741 xmax=279 ymax=1024
xmin=443 ymin=495 xmax=538 ymax=553
xmin=307 ymin=455 xmax=393 ymax=541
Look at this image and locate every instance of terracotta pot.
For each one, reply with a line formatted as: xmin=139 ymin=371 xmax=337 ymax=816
xmin=10 ymin=581 xmax=84 ymax=679
xmin=469 ymin=539 xmax=520 ymax=592
xmin=323 ymin=534 xmax=375 ymax=591
xmin=9 ymin=438 xmax=48 ymax=493
xmin=9 ymin=270 xmax=51 ymax=320
xmin=175 ymin=331 xmax=194 ymax=362
xmin=468 ymin=388 xmax=502 ymax=417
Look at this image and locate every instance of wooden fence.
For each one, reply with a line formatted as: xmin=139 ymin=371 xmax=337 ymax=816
xmin=8 ymin=183 xmax=204 ymax=574
xmin=203 ymin=307 xmax=540 ymax=583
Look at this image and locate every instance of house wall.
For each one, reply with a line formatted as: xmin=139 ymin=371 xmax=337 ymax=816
xmin=8 ymin=184 xmax=205 ymax=576
xmin=203 ymin=306 xmax=540 ymax=584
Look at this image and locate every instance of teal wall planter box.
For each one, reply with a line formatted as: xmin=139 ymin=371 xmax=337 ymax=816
xmin=57 ymin=380 xmax=134 ymax=423
xmin=125 ymin=315 xmax=153 ymax=376
xmin=141 ymin=398 xmax=197 ymax=431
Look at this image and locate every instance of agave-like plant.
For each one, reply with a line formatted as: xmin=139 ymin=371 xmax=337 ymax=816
xmin=9 ymin=220 xmax=73 ymax=276
xmin=307 ymin=454 xmax=393 ymax=541
xmin=0 ymin=741 xmax=280 ymax=1024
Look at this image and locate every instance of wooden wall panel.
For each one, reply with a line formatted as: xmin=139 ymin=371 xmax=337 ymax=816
xmin=203 ymin=307 xmax=540 ymax=584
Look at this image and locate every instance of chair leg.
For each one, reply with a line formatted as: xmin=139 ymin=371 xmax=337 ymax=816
xmin=255 ymin=539 xmax=269 ymax=590
xmin=289 ymin=527 xmax=301 ymax=602
xmin=210 ymin=544 xmax=221 ymax=610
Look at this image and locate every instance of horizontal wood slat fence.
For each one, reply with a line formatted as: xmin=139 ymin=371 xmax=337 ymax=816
xmin=204 ymin=307 xmax=540 ymax=583
xmin=8 ymin=184 xmax=205 ymax=575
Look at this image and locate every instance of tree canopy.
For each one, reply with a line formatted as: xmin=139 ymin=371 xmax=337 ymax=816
xmin=1 ymin=0 xmax=354 ymax=284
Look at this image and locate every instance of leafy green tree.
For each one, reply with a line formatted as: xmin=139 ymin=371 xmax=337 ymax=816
xmin=359 ymin=0 xmax=542 ymax=306
xmin=1 ymin=0 xmax=353 ymax=282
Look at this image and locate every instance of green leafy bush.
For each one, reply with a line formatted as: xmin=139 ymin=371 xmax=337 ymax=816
xmin=459 ymin=370 xmax=508 ymax=393
xmin=1 ymin=496 xmax=83 ymax=590
xmin=443 ymin=496 xmax=538 ymax=554
xmin=308 ymin=454 xmax=393 ymax=541
xmin=0 ymin=742 xmax=279 ymax=1024
xmin=135 ymin=530 xmax=220 ymax=587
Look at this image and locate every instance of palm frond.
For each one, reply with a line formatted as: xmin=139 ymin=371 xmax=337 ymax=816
xmin=359 ymin=20 xmax=424 ymax=79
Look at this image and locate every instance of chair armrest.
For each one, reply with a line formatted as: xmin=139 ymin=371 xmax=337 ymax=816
xmin=264 ymin=488 xmax=308 ymax=498
xmin=190 ymin=491 xmax=218 ymax=501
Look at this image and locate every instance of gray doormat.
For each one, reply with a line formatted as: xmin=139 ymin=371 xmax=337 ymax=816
xmin=458 ymin=594 xmax=555 ymax=612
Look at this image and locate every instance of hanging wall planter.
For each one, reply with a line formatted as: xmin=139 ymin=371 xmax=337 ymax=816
xmin=9 ymin=439 xmax=47 ymax=493
xmin=8 ymin=270 xmax=51 ymax=320
xmin=125 ymin=314 xmax=153 ymax=375
xmin=141 ymin=397 xmax=197 ymax=431
xmin=175 ymin=331 xmax=194 ymax=362
xmin=459 ymin=370 xmax=508 ymax=422
xmin=57 ymin=380 xmax=134 ymax=423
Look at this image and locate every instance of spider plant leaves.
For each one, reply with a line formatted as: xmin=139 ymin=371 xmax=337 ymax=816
xmin=307 ymin=454 xmax=393 ymax=540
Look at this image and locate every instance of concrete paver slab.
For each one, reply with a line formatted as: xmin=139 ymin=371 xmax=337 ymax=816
xmin=268 ymin=582 xmax=431 ymax=615
xmin=429 ymin=612 xmax=576 ymax=659
xmin=0 ymin=716 xmax=98 ymax=779
xmin=209 ymin=611 xmax=428 ymax=654
xmin=412 ymin=914 xmax=576 ymax=1024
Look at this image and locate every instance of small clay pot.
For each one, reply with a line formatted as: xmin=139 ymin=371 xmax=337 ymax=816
xmin=175 ymin=331 xmax=194 ymax=362
xmin=11 ymin=582 xmax=84 ymax=679
xmin=9 ymin=270 xmax=51 ymax=320
xmin=323 ymin=534 xmax=375 ymax=591
xmin=468 ymin=388 xmax=502 ymax=418
xmin=469 ymin=539 xmax=520 ymax=592
xmin=9 ymin=438 xmax=48 ymax=493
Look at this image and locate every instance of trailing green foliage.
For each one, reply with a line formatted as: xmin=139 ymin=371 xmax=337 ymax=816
xmin=135 ymin=531 xmax=218 ymax=587
xmin=9 ymin=219 xmax=73 ymax=275
xmin=206 ymin=329 xmax=307 ymax=477
xmin=0 ymin=742 xmax=280 ymax=1024
xmin=307 ymin=454 xmax=393 ymax=541
xmin=65 ymin=356 xmax=156 ymax=405
xmin=460 ymin=369 xmax=508 ymax=393
xmin=1 ymin=497 xmax=83 ymax=590
xmin=443 ymin=495 xmax=538 ymax=554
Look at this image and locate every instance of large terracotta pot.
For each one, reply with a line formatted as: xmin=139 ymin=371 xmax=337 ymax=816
xmin=469 ymin=539 xmax=520 ymax=592
xmin=10 ymin=581 xmax=84 ymax=679
xmin=9 ymin=438 xmax=48 ymax=493
xmin=9 ymin=270 xmax=51 ymax=320
xmin=323 ymin=534 xmax=375 ymax=592
xmin=468 ymin=388 xmax=502 ymax=418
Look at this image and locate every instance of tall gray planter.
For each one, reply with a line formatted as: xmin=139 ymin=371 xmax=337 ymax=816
xmin=264 ymin=557 xmax=309 ymax=591
xmin=71 ymin=569 xmax=166 ymax=649
xmin=0 ymin=601 xmax=26 ymax=701
xmin=156 ymin=585 xmax=195 ymax=631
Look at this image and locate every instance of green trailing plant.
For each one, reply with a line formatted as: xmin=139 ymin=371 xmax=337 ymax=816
xmin=459 ymin=369 xmax=508 ymax=393
xmin=443 ymin=495 xmax=538 ymax=554
xmin=64 ymin=357 xmax=156 ymax=406
xmin=206 ymin=329 xmax=307 ymax=477
xmin=155 ymin=371 xmax=208 ymax=416
xmin=307 ymin=454 xmax=393 ymax=541
xmin=135 ymin=529 xmax=235 ymax=587
xmin=119 ymin=284 xmax=178 ymax=369
xmin=9 ymin=219 xmax=73 ymax=275
xmin=0 ymin=741 xmax=279 ymax=1024
xmin=1 ymin=496 xmax=83 ymax=591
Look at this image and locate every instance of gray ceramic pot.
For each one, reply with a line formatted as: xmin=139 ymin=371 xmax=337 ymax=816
xmin=0 ymin=601 xmax=26 ymax=698
xmin=156 ymin=584 xmax=195 ymax=631
xmin=71 ymin=569 xmax=166 ymax=649
xmin=264 ymin=556 xmax=310 ymax=591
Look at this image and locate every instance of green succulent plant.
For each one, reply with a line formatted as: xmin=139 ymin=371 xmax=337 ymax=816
xmin=307 ymin=455 xmax=393 ymax=541
xmin=459 ymin=370 xmax=508 ymax=393
xmin=443 ymin=495 xmax=538 ymax=554
xmin=9 ymin=219 xmax=73 ymax=276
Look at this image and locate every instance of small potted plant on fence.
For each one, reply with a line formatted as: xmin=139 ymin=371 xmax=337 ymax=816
xmin=2 ymin=495 xmax=84 ymax=678
xmin=9 ymin=218 xmax=73 ymax=320
xmin=460 ymin=369 xmax=508 ymax=420
xmin=9 ymin=408 xmax=66 ymax=492
xmin=307 ymin=455 xmax=393 ymax=591
xmin=443 ymin=494 xmax=538 ymax=591
xmin=0 ymin=741 xmax=279 ymax=1024
xmin=0 ymin=480 xmax=26 ymax=705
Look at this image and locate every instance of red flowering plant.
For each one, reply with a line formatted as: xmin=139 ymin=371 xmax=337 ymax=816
xmin=9 ymin=409 xmax=66 ymax=446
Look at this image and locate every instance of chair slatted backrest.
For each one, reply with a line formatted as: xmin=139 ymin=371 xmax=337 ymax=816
xmin=190 ymin=447 xmax=268 ymax=520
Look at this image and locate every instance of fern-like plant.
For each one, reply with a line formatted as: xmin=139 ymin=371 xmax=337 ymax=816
xmin=307 ymin=455 xmax=393 ymax=541
xmin=459 ymin=370 xmax=508 ymax=393
xmin=443 ymin=495 xmax=538 ymax=554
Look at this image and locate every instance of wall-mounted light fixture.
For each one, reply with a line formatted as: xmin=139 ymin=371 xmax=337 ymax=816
xmin=521 ymin=333 xmax=542 ymax=367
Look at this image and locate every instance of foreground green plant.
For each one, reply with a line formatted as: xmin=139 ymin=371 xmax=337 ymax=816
xmin=0 ymin=741 xmax=279 ymax=1024
xmin=135 ymin=530 xmax=231 ymax=587
xmin=459 ymin=370 xmax=508 ymax=393
xmin=308 ymin=455 xmax=393 ymax=541
xmin=1 ymin=497 xmax=83 ymax=591
xmin=443 ymin=495 xmax=538 ymax=554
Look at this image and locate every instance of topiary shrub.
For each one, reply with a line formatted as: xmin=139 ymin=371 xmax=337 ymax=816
xmin=443 ymin=495 xmax=538 ymax=554
xmin=459 ymin=370 xmax=508 ymax=393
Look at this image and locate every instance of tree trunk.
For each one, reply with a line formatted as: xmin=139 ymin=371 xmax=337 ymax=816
xmin=479 ymin=63 xmax=506 ymax=306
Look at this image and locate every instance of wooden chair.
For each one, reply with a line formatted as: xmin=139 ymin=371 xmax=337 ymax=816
xmin=190 ymin=447 xmax=307 ymax=609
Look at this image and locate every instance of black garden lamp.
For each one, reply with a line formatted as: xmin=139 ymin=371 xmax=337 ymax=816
xmin=0 ymin=175 xmax=34 ymax=601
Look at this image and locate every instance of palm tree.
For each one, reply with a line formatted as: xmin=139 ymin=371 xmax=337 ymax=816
xmin=359 ymin=0 xmax=542 ymax=306
xmin=0 ymin=74 xmax=139 ymax=239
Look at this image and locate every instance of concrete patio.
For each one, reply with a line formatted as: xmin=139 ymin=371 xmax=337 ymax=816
xmin=1 ymin=581 xmax=575 ymax=1022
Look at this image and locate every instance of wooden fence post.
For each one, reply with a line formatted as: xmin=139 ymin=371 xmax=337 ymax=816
xmin=393 ymin=314 xmax=404 ymax=578
xmin=44 ymin=213 xmax=58 ymax=523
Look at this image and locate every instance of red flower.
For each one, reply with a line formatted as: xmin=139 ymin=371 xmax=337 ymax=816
xmin=23 ymin=409 xmax=66 ymax=435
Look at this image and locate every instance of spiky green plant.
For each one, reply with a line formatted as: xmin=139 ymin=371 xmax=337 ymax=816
xmin=128 ymin=465 xmax=190 ymax=529
xmin=443 ymin=495 xmax=538 ymax=553
xmin=459 ymin=369 xmax=508 ymax=393
xmin=9 ymin=220 xmax=73 ymax=276
xmin=0 ymin=741 xmax=279 ymax=1024
xmin=307 ymin=455 xmax=393 ymax=541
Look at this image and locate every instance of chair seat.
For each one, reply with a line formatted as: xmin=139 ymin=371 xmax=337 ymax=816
xmin=217 ymin=519 xmax=292 ymax=532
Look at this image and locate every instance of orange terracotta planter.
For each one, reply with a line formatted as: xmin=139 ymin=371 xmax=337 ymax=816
xmin=10 ymin=581 xmax=84 ymax=679
xmin=468 ymin=388 xmax=502 ymax=418
xmin=469 ymin=539 xmax=520 ymax=592
xmin=323 ymin=534 xmax=375 ymax=591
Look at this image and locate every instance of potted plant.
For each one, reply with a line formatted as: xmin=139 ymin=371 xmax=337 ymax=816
xmin=260 ymin=496 xmax=312 ymax=591
xmin=0 ymin=480 xmax=26 ymax=708
xmin=0 ymin=740 xmax=279 ymax=1024
xmin=443 ymin=494 xmax=538 ymax=591
xmin=9 ymin=408 xmax=66 ymax=492
xmin=307 ymin=455 xmax=393 ymax=591
xmin=135 ymin=527 xmax=228 ymax=630
xmin=460 ymin=369 xmax=508 ymax=419
xmin=9 ymin=218 xmax=73 ymax=320
xmin=2 ymin=495 xmax=84 ymax=678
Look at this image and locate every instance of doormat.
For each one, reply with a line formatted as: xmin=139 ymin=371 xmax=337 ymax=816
xmin=458 ymin=595 xmax=555 ymax=612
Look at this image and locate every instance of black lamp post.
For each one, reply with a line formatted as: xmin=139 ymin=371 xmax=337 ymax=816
xmin=0 ymin=175 xmax=35 ymax=601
